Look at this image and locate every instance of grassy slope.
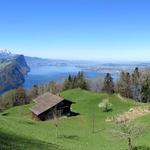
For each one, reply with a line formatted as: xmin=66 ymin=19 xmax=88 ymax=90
xmin=0 ymin=89 xmax=150 ymax=150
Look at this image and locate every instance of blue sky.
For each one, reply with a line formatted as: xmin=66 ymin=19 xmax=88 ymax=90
xmin=0 ymin=0 xmax=150 ymax=61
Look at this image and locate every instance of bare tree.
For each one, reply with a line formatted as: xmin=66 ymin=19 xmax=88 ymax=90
xmin=112 ymin=121 xmax=144 ymax=150
xmin=87 ymin=77 xmax=104 ymax=92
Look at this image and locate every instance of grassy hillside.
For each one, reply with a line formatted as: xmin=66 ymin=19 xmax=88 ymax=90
xmin=0 ymin=89 xmax=150 ymax=150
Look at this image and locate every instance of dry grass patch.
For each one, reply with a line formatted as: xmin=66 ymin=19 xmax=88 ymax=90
xmin=115 ymin=106 xmax=150 ymax=123
xmin=105 ymin=106 xmax=150 ymax=123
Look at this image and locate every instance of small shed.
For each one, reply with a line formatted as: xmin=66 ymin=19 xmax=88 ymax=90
xmin=30 ymin=92 xmax=72 ymax=121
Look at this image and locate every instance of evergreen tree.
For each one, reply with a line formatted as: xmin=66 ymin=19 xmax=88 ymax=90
xmin=102 ymin=73 xmax=114 ymax=94
xmin=77 ymin=71 xmax=87 ymax=89
xmin=63 ymin=72 xmax=87 ymax=90
xmin=141 ymin=76 xmax=150 ymax=103
xmin=63 ymin=74 xmax=72 ymax=90
xmin=131 ymin=67 xmax=142 ymax=102
xmin=125 ymin=72 xmax=132 ymax=98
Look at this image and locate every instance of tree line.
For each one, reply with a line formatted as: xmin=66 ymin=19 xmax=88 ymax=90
xmin=103 ymin=67 xmax=150 ymax=103
xmin=63 ymin=71 xmax=88 ymax=90
xmin=0 ymin=87 xmax=29 ymax=110
xmin=1 ymin=68 xmax=150 ymax=111
xmin=0 ymin=71 xmax=88 ymax=110
xmin=0 ymin=81 xmax=63 ymax=111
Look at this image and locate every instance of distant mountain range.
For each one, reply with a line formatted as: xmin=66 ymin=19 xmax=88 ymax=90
xmin=25 ymin=55 xmax=150 ymax=74
xmin=0 ymin=49 xmax=13 ymax=59
xmin=0 ymin=50 xmax=30 ymax=94
xmin=24 ymin=56 xmax=94 ymax=68
xmin=0 ymin=49 xmax=150 ymax=94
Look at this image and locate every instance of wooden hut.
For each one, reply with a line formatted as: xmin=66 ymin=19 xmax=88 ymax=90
xmin=30 ymin=92 xmax=72 ymax=121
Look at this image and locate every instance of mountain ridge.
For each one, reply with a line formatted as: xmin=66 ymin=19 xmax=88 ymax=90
xmin=0 ymin=54 xmax=30 ymax=94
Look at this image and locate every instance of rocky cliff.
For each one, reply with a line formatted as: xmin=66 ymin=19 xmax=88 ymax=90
xmin=0 ymin=55 xmax=30 ymax=93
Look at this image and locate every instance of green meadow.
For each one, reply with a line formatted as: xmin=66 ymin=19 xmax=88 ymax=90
xmin=0 ymin=89 xmax=150 ymax=150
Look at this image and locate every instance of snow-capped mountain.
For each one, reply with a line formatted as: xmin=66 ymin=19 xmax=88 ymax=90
xmin=0 ymin=49 xmax=13 ymax=59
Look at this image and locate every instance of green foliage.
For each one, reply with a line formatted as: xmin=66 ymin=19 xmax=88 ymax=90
xmin=102 ymin=73 xmax=114 ymax=94
xmin=116 ymin=67 xmax=150 ymax=103
xmin=2 ymin=89 xmax=16 ymax=108
xmin=63 ymin=71 xmax=88 ymax=90
xmin=141 ymin=76 xmax=150 ymax=103
xmin=131 ymin=67 xmax=142 ymax=102
xmin=98 ymin=99 xmax=112 ymax=112
xmin=1 ymin=87 xmax=29 ymax=109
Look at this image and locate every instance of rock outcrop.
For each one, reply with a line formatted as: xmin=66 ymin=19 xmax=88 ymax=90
xmin=0 ymin=55 xmax=30 ymax=93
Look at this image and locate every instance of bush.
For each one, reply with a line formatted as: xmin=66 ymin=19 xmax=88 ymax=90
xmin=98 ymin=99 xmax=112 ymax=112
xmin=0 ymin=87 xmax=29 ymax=110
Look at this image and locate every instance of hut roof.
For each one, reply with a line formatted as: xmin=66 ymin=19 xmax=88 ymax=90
xmin=31 ymin=92 xmax=64 ymax=116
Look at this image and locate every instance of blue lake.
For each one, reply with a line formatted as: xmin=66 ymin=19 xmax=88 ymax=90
xmin=24 ymin=65 xmax=118 ymax=89
xmin=24 ymin=66 xmax=101 ymax=89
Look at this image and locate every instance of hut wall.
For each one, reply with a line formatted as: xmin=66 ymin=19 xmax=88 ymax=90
xmin=34 ymin=100 xmax=72 ymax=121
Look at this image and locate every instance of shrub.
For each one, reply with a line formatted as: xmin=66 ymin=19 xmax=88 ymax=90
xmin=98 ymin=99 xmax=112 ymax=112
